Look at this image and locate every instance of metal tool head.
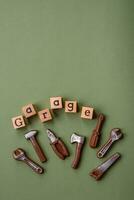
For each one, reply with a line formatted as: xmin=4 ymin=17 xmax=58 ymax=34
xmin=70 ymin=133 xmax=85 ymax=144
xmin=12 ymin=148 xmax=26 ymax=161
xmin=110 ymin=128 xmax=123 ymax=141
xmin=46 ymin=129 xmax=57 ymax=143
xmin=90 ymin=152 xmax=121 ymax=180
xmin=25 ymin=130 xmax=37 ymax=140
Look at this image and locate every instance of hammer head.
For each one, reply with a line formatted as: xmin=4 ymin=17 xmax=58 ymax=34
xmin=71 ymin=133 xmax=85 ymax=144
xmin=25 ymin=130 xmax=37 ymax=140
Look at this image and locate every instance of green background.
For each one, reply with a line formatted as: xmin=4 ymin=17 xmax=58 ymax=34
xmin=0 ymin=0 xmax=133 ymax=200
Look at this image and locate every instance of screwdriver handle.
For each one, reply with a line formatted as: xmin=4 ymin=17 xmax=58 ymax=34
xmin=95 ymin=114 xmax=105 ymax=133
xmin=89 ymin=114 xmax=105 ymax=148
xmin=89 ymin=130 xmax=99 ymax=148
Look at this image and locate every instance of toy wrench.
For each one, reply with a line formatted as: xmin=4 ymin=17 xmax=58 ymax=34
xmin=13 ymin=148 xmax=44 ymax=174
xmin=46 ymin=129 xmax=69 ymax=160
xmin=97 ymin=128 xmax=123 ymax=158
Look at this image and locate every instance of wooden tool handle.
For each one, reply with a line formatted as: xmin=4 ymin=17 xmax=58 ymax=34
xmin=51 ymin=143 xmax=65 ymax=160
xmin=31 ymin=137 xmax=47 ymax=162
xmin=89 ymin=114 xmax=105 ymax=148
xmin=90 ymin=169 xmax=103 ymax=180
xmin=72 ymin=143 xmax=83 ymax=169
xmin=56 ymin=140 xmax=69 ymax=157
xmin=24 ymin=157 xmax=44 ymax=174
xmin=90 ymin=153 xmax=121 ymax=180
xmin=95 ymin=114 xmax=105 ymax=133
xmin=89 ymin=130 xmax=99 ymax=148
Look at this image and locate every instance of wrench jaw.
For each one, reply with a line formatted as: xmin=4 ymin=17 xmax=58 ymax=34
xmin=111 ymin=128 xmax=123 ymax=141
xmin=13 ymin=148 xmax=26 ymax=161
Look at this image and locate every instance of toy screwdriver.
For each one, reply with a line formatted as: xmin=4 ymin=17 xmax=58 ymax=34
xmin=89 ymin=113 xmax=105 ymax=148
xmin=46 ymin=129 xmax=69 ymax=160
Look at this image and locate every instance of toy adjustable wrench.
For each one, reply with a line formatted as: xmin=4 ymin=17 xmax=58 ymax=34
xmin=13 ymin=148 xmax=44 ymax=174
xmin=97 ymin=128 xmax=123 ymax=158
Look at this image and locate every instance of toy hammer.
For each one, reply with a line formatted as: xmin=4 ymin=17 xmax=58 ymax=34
xmin=25 ymin=130 xmax=47 ymax=162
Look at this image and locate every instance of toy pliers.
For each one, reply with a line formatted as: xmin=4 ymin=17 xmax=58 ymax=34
xmin=46 ymin=129 xmax=69 ymax=160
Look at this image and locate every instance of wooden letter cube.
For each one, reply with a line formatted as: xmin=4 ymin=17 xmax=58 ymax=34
xmin=65 ymin=101 xmax=77 ymax=113
xmin=50 ymin=97 xmax=63 ymax=109
xmin=12 ymin=115 xmax=26 ymax=129
xmin=81 ymin=106 xmax=94 ymax=119
xmin=22 ymin=104 xmax=37 ymax=118
xmin=38 ymin=109 xmax=52 ymax=122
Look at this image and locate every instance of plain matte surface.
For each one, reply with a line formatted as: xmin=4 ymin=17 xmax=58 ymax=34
xmin=0 ymin=0 xmax=134 ymax=200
